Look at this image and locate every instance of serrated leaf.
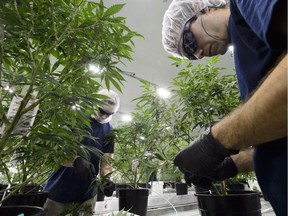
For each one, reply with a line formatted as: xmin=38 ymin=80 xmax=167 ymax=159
xmin=104 ymin=4 xmax=125 ymax=18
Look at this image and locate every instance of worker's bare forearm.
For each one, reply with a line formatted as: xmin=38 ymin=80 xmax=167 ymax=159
xmin=100 ymin=153 xmax=113 ymax=176
xmin=212 ymin=54 xmax=287 ymax=150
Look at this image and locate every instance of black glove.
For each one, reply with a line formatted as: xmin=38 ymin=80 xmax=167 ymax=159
xmin=209 ymin=157 xmax=238 ymax=181
xmin=174 ymin=128 xmax=238 ymax=176
xmin=184 ymin=171 xmax=212 ymax=189
xmin=102 ymin=179 xmax=115 ymax=197
xmin=73 ymin=157 xmax=95 ymax=182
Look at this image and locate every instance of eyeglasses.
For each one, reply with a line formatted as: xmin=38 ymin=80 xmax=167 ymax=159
xmin=98 ymin=107 xmax=114 ymax=116
xmin=182 ymin=16 xmax=198 ymax=60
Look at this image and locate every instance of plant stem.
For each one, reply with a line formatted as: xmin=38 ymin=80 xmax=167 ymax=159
xmin=220 ymin=181 xmax=228 ymax=195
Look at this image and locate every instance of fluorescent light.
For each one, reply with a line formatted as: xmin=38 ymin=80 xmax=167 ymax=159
xmin=157 ymin=88 xmax=171 ymax=99
xmin=4 ymin=85 xmax=14 ymax=93
xmin=122 ymin=115 xmax=132 ymax=122
xmin=71 ymin=103 xmax=81 ymax=110
xmin=88 ymin=64 xmax=105 ymax=74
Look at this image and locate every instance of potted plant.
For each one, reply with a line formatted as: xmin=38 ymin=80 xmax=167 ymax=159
xmin=113 ymin=119 xmax=155 ymax=216
xmin=0 ymin=0 xmax=140 ymax=211
xmin=158 ymin=139 xmax=188 ymax=194
xmin=112 ymin=81 xmax=174 ymax=216
xmin=169 ymin=56 xmax=261 ymax=215
xmin=0 ymin=205 xmax=46 ymax=216
xmin=174 ymin=176 xmax=188 ymax=196
xmin=159 ymin=145 xmax=190 ymax=196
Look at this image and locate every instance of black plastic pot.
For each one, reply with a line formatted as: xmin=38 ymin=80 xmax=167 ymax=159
xmin=0 ymin=192 xmax=49 ymax=207
xmin=175 ymin=182 xmax=188 ymax=195
xmin=0 ymin=205 xmax=46 ymax=216
xmin=115 ymin=184 xmax=133 ymax=198
xmin=21 ymin=184 xmax=43 ymax=193
xmin=196 ymin=190 xmax=261 ymax=216
xmin=194 ymin=186 xmax=210 ymax=194
xmin=1 ymin=184 xmax=43 ymax=193
xmin=96 ymin=189 xmax=105 ymax=201
xmin=118 ymin=188 xmax=149 ymax=216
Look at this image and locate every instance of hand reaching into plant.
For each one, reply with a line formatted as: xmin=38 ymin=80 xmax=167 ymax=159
xmin=73 ymin=157 xmax=95 ymax=182
xmin=174 ymin=128 xmax=239 ymax=176
xmin=184 ymin=171 xmax=212 ymax=188
xmin=209 ymin=157 xmax=238 ymax=181
xmin=184 ymin=157 xmax=237 ymax=190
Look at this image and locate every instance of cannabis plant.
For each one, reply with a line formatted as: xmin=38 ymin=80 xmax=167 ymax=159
xmin=169 ymin=56 xmax=258 ymax=194
xmin=112 ymin=81 xmax=172 ymax=188
xmin=0 ymin=0 xmax=141 ymax=198
xmin=170 ymin=56 xmax=240 ymax=142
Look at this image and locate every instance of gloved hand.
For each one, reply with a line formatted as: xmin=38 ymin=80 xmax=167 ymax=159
xmin=184 ymin=171 xmax=212 ymax=189
xmin=174 ymin=128 xmax=238 ymax=176
xmin=73 ymin=157 xmax=95 ymax=182
xmin=209 ymin=157 xmax=238 ymax=181
xmin=102 ymin=179 xmax=115 ymax=197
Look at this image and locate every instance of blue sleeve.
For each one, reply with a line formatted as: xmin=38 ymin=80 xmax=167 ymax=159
xmin=103 ymin=128 xmax=115 ymax=153
xmin=235 ymin=0 xmax=284 ymax=48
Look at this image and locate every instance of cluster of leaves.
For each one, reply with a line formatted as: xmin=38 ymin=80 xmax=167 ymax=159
xmin=112 ymin=56 xmax=241 ymax=185
xmin=170 ymin=56 xmax=240 ymax=141
xmin=0 ymin=0 xmax=141 ymax=191
xmin=170 ymin=57 xmax=257 ymax=190
xmin=60 ymin=203 xmax=94 ymax=216
xmin=113 ymin=81 xmax=175 ymax=187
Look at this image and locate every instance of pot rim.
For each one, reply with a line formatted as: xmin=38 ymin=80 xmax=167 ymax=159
xmin=195 ymin=190 xmax=260 ymax=197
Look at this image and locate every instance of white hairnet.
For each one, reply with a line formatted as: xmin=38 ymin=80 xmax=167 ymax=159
xmin=94 ymin=89 xmax=120 ymax=124
xmin=162 ymin=0 xmax=227 ymax=57
xmin=98 ymin=89 xmax=120 ymax=113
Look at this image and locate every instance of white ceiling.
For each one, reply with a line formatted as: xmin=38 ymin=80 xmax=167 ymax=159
xmin=103 ymin=0 xmax=235 ymax=126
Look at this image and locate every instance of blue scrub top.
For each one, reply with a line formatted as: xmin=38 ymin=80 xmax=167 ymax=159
xmin=229 ymin=0 xmax=287 ymax=215
xmin=44 ymin=118 xmax=114 ymax=203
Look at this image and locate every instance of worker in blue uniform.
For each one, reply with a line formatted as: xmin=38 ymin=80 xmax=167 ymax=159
xmin=162 ymin=0 xmax=287 ymax=215
xmin=43 ymin=89 xmax=120 ymax=216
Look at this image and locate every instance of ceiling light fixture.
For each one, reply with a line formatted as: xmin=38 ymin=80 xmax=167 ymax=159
xmin=157 ymin=88 xmax=171 ymax=98
xmin=122 ymin=114 xmax=132 ymax=122
xmin=88 ymin=64 xmax=105 ymax=74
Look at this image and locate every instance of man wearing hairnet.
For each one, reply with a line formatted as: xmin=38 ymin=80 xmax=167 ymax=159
xmin=162 ymin=0 xmax=286 ymax=215
xmin=43 ymin=89 xmax=120 ymax=216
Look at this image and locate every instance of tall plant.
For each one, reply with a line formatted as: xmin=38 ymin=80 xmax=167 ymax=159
xmin=0 ymin=0 xmax=141 ymax=193
xmin=112 ymin=81 xmax=173 ymax=187
xmin=170 ymin=56 xmax=240 ymax=142
xmin=113 ymin=57 xmax=241 ymax=186
xmin=168 ymin=56 xmax=258 ymax=193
